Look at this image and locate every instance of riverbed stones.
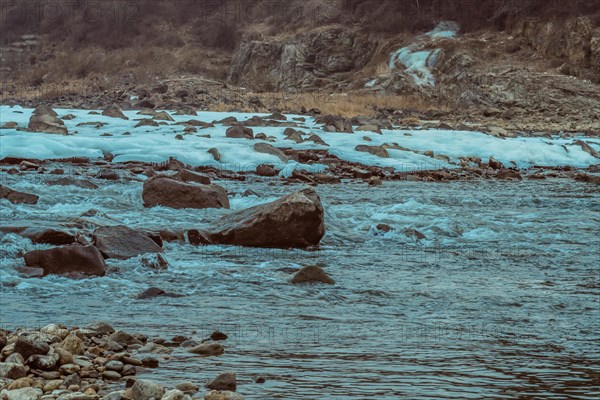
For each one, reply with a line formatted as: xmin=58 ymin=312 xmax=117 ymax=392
xmin=207 ymin=188 xmax=325 ymax=248
xmin=24 ymin=245 xmax=107 ymax=277
xmin=142 ymin=176 xmax=230 ymax=210
xmin=355 ymin=145 xmax=389 ymax=158
xmin=206 ymin=373 xmax=236 ymax=391
xmin=26 ymin=353 xmax=59 ymax=370
xmin=0 ymin=185 xmax=39 ymax=204
xmin=92 ymin=225 xmax=162 ymax=260
xmin=28 ymin=105 xmax=67 ymax=135
xmin=14 ymin=337 xmax=50 ymax=360
xmin=204 ymin=391 xmax=244 ymax=400
xmin=131 ymin=379 xmax=165 ymax=400
xmin=0 ymin=363 xmax=28 ymax=379
xmin=0 ymin=387 xmax=43 ymax=400
xmin=60 ymin=333 xmax=85 ymax=355
xmin=290 ymin=265 xmax=335 ymax=285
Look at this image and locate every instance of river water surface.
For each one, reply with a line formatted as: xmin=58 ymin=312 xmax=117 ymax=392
xmin=1 ymin=170 xmax=599 ymax=399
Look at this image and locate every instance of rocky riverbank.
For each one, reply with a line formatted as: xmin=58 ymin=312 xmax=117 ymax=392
xmin=0 ymin=323 xmax=246 ymax=400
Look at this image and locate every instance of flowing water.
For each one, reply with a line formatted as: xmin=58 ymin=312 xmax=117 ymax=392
xmin=1 ymin=170 xmax=599 ymax=399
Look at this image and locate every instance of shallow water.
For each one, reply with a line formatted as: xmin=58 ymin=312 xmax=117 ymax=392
xmin=1 ymin=171 xmax=599 ymax=399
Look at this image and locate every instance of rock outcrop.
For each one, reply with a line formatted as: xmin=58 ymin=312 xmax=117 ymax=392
xmin=229 ymin=28 xmax=374 ymax=90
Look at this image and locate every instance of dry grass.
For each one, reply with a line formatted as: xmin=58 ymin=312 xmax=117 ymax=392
xmin=256 ymin=92 xmax=450 ymax=117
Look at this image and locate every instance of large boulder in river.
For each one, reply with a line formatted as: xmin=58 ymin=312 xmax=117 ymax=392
xmin=93 ymin=225 xmax=162 ymax=260
xmin=208 ymin=188 xmax=324 ymax=248
xmin=24 ymin=245 xmax=106 ymax=276
xmin=28 ymin=105 xmax=67 ymax=134
xmin=142 ymin=176 xmax=230 ymax=209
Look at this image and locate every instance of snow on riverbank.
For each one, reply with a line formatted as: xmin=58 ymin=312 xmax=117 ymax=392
xmin=0 ymin=106 xmax=597 ymax=172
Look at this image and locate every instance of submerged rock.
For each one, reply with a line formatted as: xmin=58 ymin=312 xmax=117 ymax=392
xmin=0 ymin=185 xmax=39 ymax=204
xmin=290 ymin=265 xmax=335 ymax=284
xmin=207 ymin=188 xmax=325 ymax=248
xmin=93 ymin=225 xmax=162 ymax=260
xmin=253 ymin=142 xmax=288 ymax=162
xmin=28 ymin=105 xmax=67 ymax=135
xmin=24 ymin=245 xmax=107 ymax=276
xmin=142 ymin=176 xmax=230 ymax=210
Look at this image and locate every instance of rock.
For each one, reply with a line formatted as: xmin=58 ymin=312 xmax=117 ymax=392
xmin=283 ymin=128 xmax=304 ymax=143
xmin=93 ymin=225 xmax=162 ymax=260
xmin=0 ymin=387 xmax=43 ymax=400
xmin=103 ymin=370 xmax=122 ymax=380
xmin=357 ymin=124 xmax=382 ymax=134
xmin=6 ymin=377 xmax=37 ymax=390
xmin=205 ymin=373 xmax=236 ymax=392
xmin=40 ymin=324 xmax=69 ymax=340
xmin=48 ymin=178 xmax=98 ymax=189
xmin=404 ymin=229 xmax=426 ymax=240
xmin=140 ymin=253 xmax=170 ymax=270
xmin=131 ymin=379 xmax=165 ymax=400
xmin=86 ymin=321 xmax=115 ymax=335
xmin=368 ymin=177 xmax=382 ymax=186
xmin=204 ymin=390 xmax=244 ymax=400
xmin=188 ymin=343 xmax=224 ymax=356
xmin=20 ymin=227 xmax=76 ymax=245
xmin=175 ymin=382 xmax=199 ymax=393
xmin=496 ymin=169 xmax=523 ymax=180
xmin=28 ymin=105 xmax=67 ymax=134
xmin=207 ymin=188 xmax=325 ymax=248
xmin=161 ymin=389 xmax=188 ymax=400
xmin=0 ymin=363 xmax=28 ymax=379
xmin=290 ymin=265 xmax=335 ymax=285
xmin=135 ymin=287 xmax=183 ymax=300
xmin=135 ymin=119 xmax=159 ymax=128
xmin=102 ymin=104 xmax=128 ymax=120
xmin=355 ymin=145 xmax=389 ymax=158
xmin=14 ymin=336 xmax=50 ymax=359
xmin=315 ymin=115 xmax=353 ymax=133
xmin=14 ymin=267 xmax=44 ymax=278
xmin=60 ymin=333 xmax=85 ymax=355
xmin=256 ymin=164 xmax=278 ymax=177
xmin=210 ymin=331 xmax=228 ymax=341
xmin=54 ymin=347 xmax=73 ymax=365
xmin=105 ymin=360 xmax=124 ymax=372
xmin=253 ymin=143 xmax=288 ymax=162
xmin=26 ymin=353 xmax=58 ymax=370
xmin=208 ymin=148 xmax=221 ymax=161
xmin=152 ymin=83 xmax=168 ymax=94
xmin=0 ymin=185 xmax=39 ymax=204
xmin=108 ymin=331 xmax=142 ymax=346
xmin=2 ymin=121 xmax=18 ymax=128
xmin=24 ymin=245 xmax=106 ymax=276
xmin=173 ymin=170 xmax=211 ymax=185
xmin=574 ymin=173 xmax=600 ymax=185
xmin=142 ymin=176 xmax=230 ymax=210
xmin=306 ymin=134 xmax=328 ymax=146
xmin=153 ymin=111 xmax=174 ymax=121
xmin=226 ymin=125 xmax=253 ymax=139
xmin=488 ymin=157 xmax=504 ymax=170
xmin=574 ymin=140 xmax=600 ymax=158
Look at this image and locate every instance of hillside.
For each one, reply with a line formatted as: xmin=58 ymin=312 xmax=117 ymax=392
xmin=1 ymin=0 xmax=599 ymax=133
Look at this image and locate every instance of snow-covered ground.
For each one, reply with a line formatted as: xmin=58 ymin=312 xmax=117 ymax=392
xmin=0 ymin=106 xmax=598 ymax=173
